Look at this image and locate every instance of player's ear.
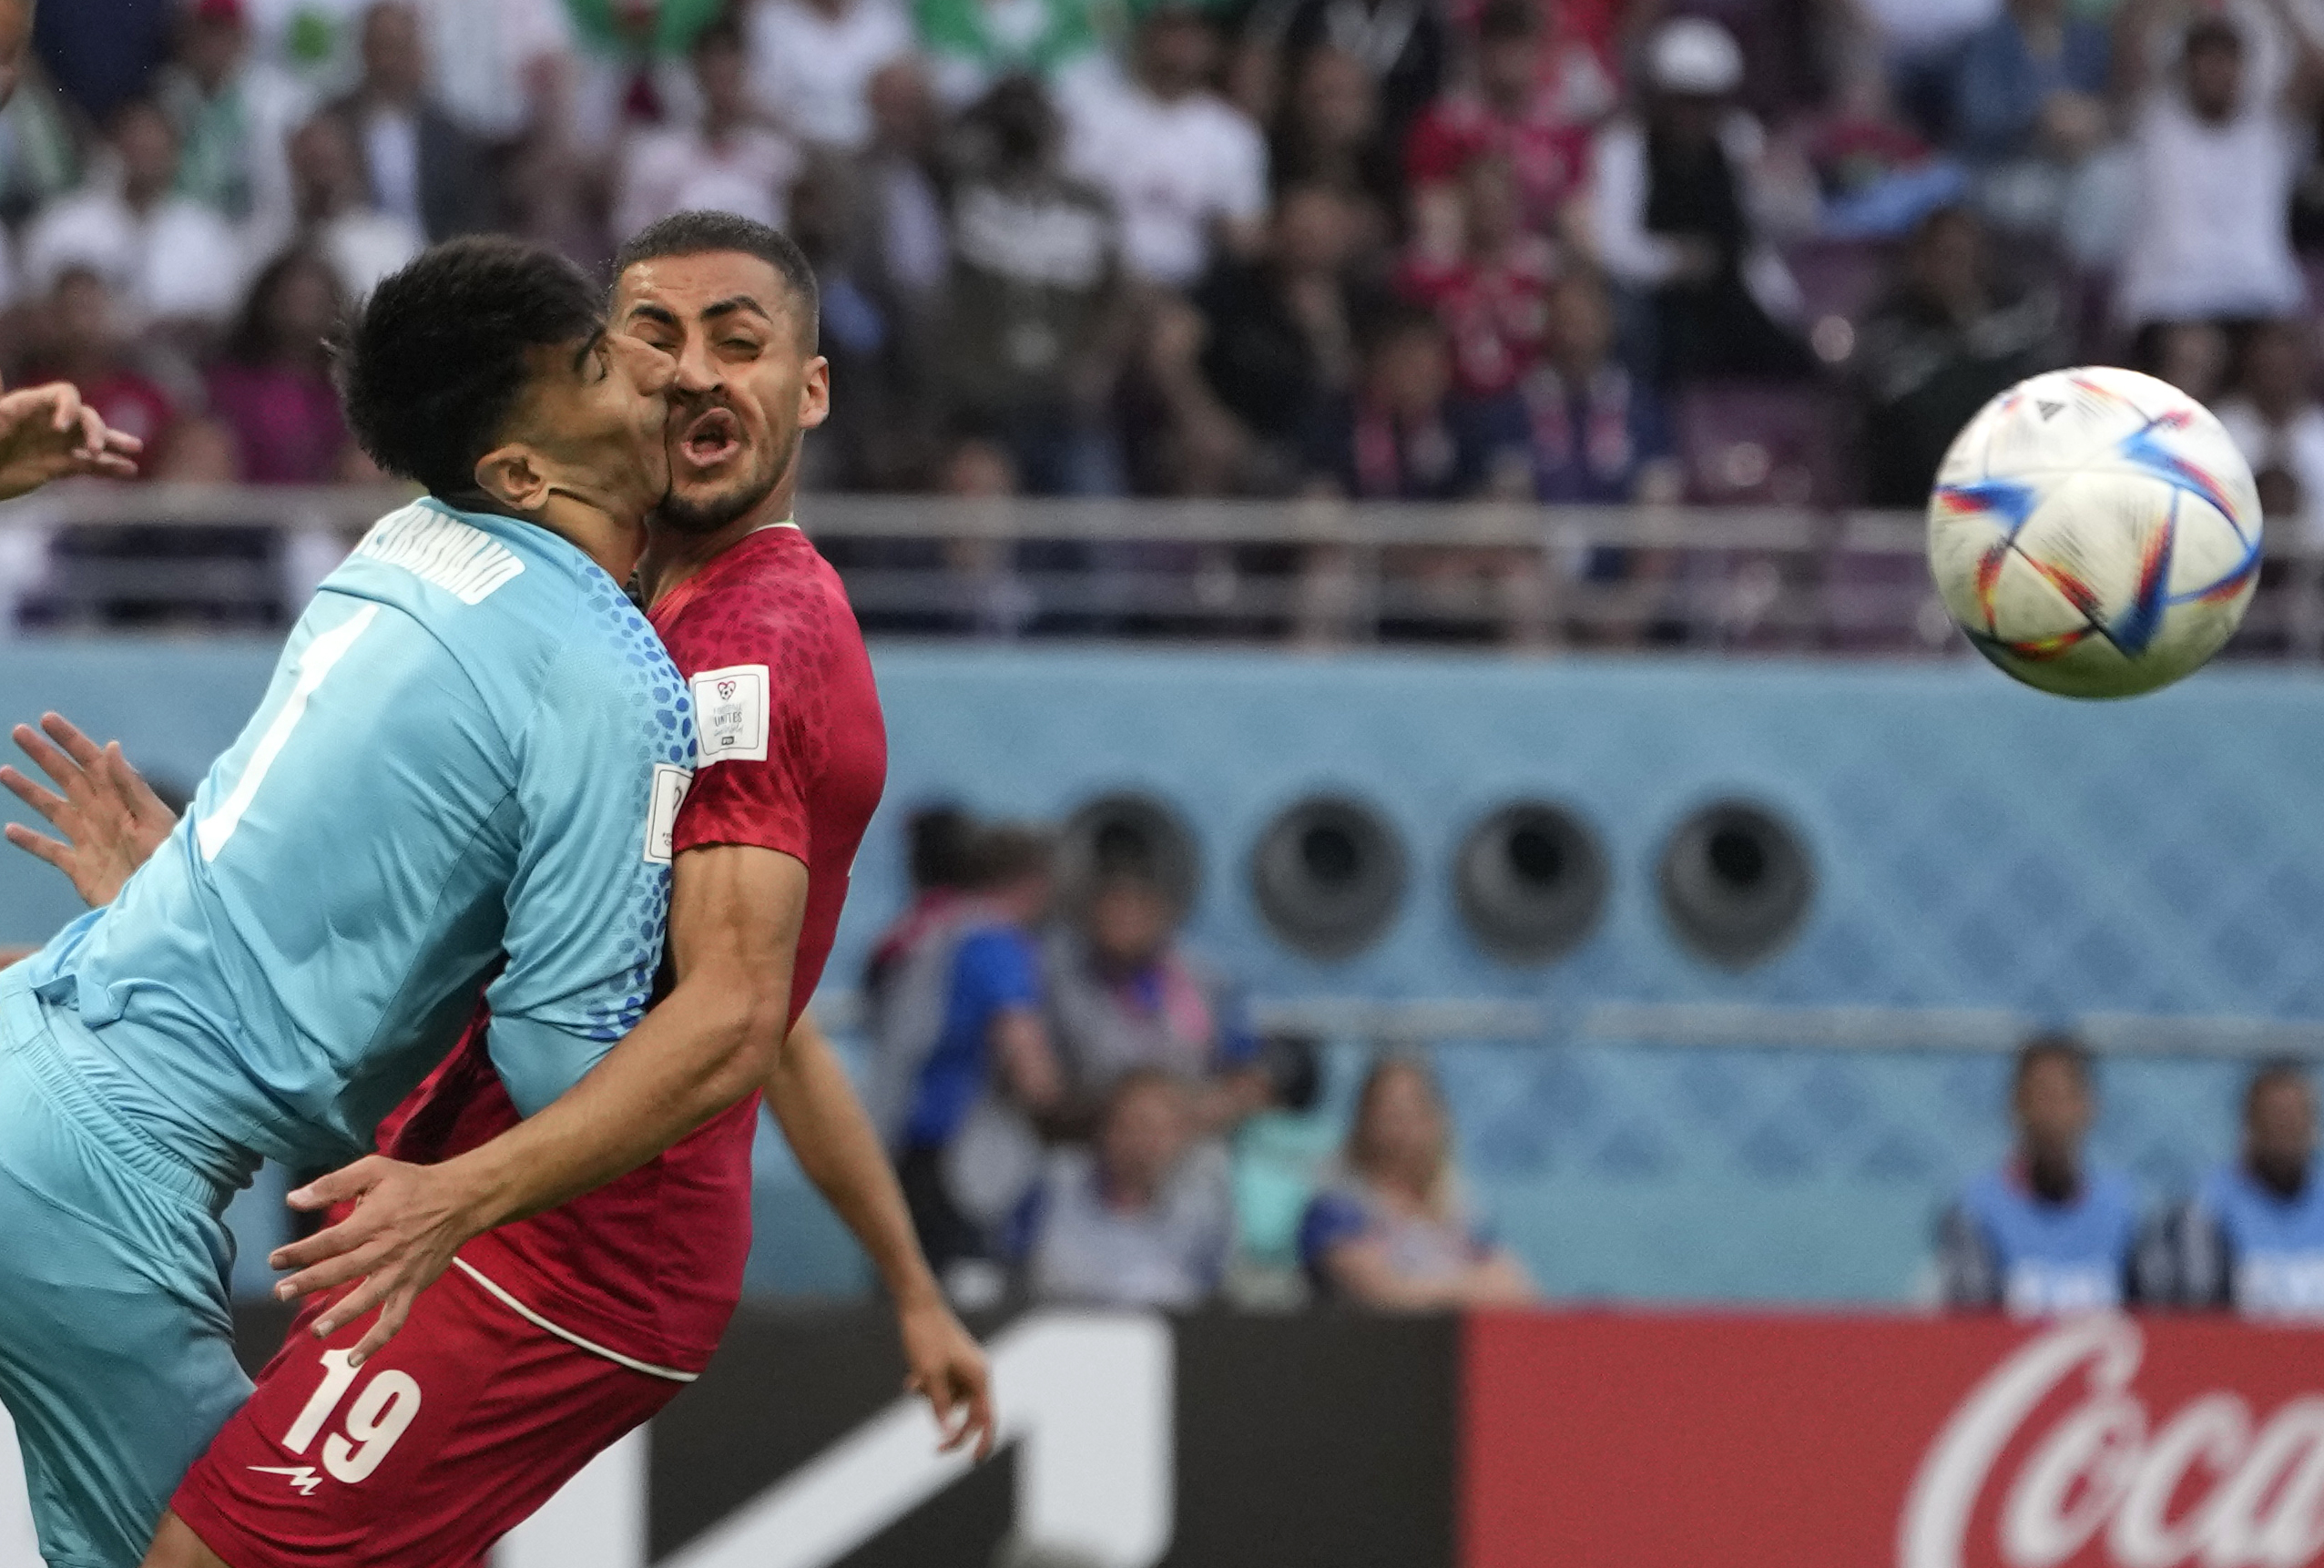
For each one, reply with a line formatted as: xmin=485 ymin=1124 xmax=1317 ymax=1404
xmin=799 ymin=356 xmax=831 ymax=433
xmin=474 ymin=445 xmax=551 ymax=514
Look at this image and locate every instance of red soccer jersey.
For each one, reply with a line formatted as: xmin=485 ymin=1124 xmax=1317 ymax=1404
xmin=1399 ymin=237 xmax=1556 ymax=400
xmin=378 ymin=524 xmax=887 ymax=1376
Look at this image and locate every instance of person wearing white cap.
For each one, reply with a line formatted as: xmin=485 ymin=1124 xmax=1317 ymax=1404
xmin=1588 ymin=15 xmax=1817 ymax=382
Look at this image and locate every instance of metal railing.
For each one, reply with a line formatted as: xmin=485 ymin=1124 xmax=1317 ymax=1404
xmin=1 ymin=484 xmax=2315 ymax=654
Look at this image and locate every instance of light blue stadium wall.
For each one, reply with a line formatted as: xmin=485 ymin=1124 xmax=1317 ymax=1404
xmin=4 ymin=640 xmax=2319 ymax=1303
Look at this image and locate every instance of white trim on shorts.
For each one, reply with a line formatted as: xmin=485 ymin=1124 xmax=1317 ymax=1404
xmin=450 ymin=1258 xmax=698 ymax=1383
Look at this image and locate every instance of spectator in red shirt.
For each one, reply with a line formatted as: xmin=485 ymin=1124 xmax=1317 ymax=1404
xmin=23 ymin=266 xmax=177 ymax=469
xmin=205 ymin=249 xmax=355 ymax=484
xmin=1405 ymin=0 xmax=1606 ymax=246
xmin=1399 ymin=153 xmax=1557 ymax=402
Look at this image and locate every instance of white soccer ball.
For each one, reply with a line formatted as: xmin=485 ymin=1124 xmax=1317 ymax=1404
xmin=1927 ymin=365 xmax=2262 ymax=698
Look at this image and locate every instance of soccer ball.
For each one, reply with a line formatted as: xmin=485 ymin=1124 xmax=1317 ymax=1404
xmin=1927 ymin=366 xmax=2262 ymax=699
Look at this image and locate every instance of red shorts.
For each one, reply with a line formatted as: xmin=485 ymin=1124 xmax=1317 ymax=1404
xmin=172 ymin=1261 xmax=687 ymax=1568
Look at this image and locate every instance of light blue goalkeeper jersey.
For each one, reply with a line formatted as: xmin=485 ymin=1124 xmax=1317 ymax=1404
xmin=21 ymin=496 xmax=696 ymax=1186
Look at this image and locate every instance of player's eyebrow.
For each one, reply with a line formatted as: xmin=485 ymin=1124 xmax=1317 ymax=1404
xmin=571 ymin=326 xmax=606 ymax=374
xmin=699 ymin=295 xmax=774 ymax=325
xmin=625 ymin=301 xmax=680 ymax=329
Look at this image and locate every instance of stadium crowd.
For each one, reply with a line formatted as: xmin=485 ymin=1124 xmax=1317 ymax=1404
xmin=856 ymin=808 xmax=2324 ymax=1319
xmin=8 ymin=0 xmax=2324 ymax=523
xmin=858 ymin=806 xmax=1543 ymax=1310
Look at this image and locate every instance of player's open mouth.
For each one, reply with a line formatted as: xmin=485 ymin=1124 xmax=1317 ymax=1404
xmin=676 ymin=408 xmax=744 ymax=471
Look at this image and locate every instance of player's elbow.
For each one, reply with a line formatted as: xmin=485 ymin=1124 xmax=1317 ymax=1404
xmin=687 ymin=972 xmax=791 ymax=1105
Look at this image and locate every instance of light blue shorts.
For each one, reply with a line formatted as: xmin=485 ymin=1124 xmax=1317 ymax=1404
xmin=0 ymin=970 xmax=250 ymax=1568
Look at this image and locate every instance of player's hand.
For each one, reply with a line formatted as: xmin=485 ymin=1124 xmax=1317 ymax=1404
xmin=898 ymin=1292 xmax=997 ymax=1461
xmin=2 ymin=712 xmax=178 ymax=907
xmin=270 ymin=1156 xmax=488 ymax=1366
xmin=0 ymin=382 xmax=141 ymax=498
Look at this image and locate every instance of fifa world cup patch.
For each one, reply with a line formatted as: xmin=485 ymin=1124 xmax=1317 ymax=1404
xmin=644 ymin=763 xmax=693 ymax=864
xmin=690 ymin=665 xmax=771 ymax=766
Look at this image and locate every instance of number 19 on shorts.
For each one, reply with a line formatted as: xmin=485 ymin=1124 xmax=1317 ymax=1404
xmin=280 ymin=1349 xmax=423 ymax=1485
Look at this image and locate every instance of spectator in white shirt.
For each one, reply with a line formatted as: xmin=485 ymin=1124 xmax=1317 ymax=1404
xmin=614 ymin=16 xmax=801 ymax=241
xmin=156 ymin=0 xmax=312 ymax=234
xmin=1017 ymin=1069 xmax=1233 ymax=1308
xmin=746 ymin=0 xmax=915 ymax=151
xmin=1065 ymin=4 xmax=1269 ymax=290
xmin=2115 ymin=1 xmax=2321 ymax=334
xmin=23 ymin=99 xmax=248 ymax=331
xmin=277 ymin=110 xmax=424 ymax=300
xmin=2217 ymin=320 xmax=2324 ymax=543
xmin=327 ymin=1 xmax=497 ymax=240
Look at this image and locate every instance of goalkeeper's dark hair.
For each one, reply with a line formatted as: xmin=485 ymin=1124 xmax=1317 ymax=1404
xmin=336 ymin=237 xmax=603 ymax=500
xmin=613 ymin=210 xmax=821 ymax=351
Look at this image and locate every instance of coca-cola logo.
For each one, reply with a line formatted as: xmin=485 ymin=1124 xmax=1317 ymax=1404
xmin=1901 ymin=1316 xmax=2324 ymax=1568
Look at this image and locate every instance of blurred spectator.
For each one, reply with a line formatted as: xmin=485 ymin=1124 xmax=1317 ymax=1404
xmin=1853 ymin=204 xmax=2061 ymax=506
xmin=1270 ymin=44 xmax=1402 ymax=243
xmin=562 ymin=0 xmax=729 ymax=151
xmin=30 ymin=0 xmax=177 ymax=124
xmin=2217 ymin=320 xmax=2324 ymax=541
xmin=278 ymin=109 xmax=425 ymax=300
xmin=1591 ymin=18 xmax=1816 ymax=384
xmin=2150 ymin=317 xmax=2232 ymax=404
xmin=858 ymin=60 xmax=951 ymax=305
xmin=21 ymin=267 xmax=179 ymax=471
xmin=1269 ymin=0 xmax=1448 ymax=149
xmin=1404 ymin=0 xmax=1607 ymax=249
xmin=613 ymin=16 xmax=801 ymax=239
xmin=937 ymin=77 xmax=1127 ymax=496
xmin=1800 ymin=69 xmax=1969 ymax=240
xmin=872 ymin=824 xmax=1067 ymax=1293
xmin=1065 ymin=4 xmax=1268 ymax=290
xmin=205 ymin=249 xmax=353 ymax=484
xmin=1946 ymin=0 xmax=2111 ymax=232
xmin=1014 ymin=1069 xmax=1233 ymax=1307
xmin=2115 ymin=5 xmax=2317 ymax=335
xmin=917 ymin=0 xmax=1112 ymax=114
xmin=1937 ymin=1033 xmax=2145 ymax=1315
xmin=864 ymin=804 xmax=981 ymax=1013
xmin=0 ymin=46 xmax=82 ymax=229
xmin=1304 ymin=304 xmax=1496 ymax=498
xmin=1046 ymin=867 xmax=1268 ymax=1135
xmin=1400 ymin=155 xmax=1556 ymax=403
xmin=748 ymin=0 xmax=914 ymax=150
xmin=328 ymin=1 xmax=496 ymax=241
xmin=1516 ymin=268 xmax=1679 ymax=504
xmin=1157 ymin=184 xmax=1377 ymax=494
xmin=2162 ymin=1060 xmax=2324 ymax=1318
xmin=157 ymin=0 xmax=311 ymax=232
xmin=1300 ymin=1055 xmax=1537 ymax=1308
xmin=24 ymin=98 xmax=248 ymax=330
xmin=417 ymin=0 xmax=574 ymax=148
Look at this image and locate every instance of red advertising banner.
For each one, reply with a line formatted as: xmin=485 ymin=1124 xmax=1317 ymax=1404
xmin=1464 ymin=1311 xmax=2324 ymax=1568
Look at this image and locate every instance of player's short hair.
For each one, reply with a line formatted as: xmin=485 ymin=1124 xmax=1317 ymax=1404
xmin=2013 ymin=1032 xmax=2094 ymax=1094
xmin=612 ymin=210 xmax=821 ymax=352
xmin=338 ymin=236 xmax=604 ymax=499
xmin=2247 ymin=1057 xmax=2315 ymax=1117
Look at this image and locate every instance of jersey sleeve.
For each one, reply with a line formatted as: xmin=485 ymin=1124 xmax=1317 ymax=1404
xmin=670 ymin=653 xmax=815 ymax=863
xmin=484 ymin=617 xmax=695 ymax=1117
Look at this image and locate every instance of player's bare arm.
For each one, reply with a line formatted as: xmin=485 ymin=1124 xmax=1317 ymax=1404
xmin=270 ymin=841 xmax=808 ymax=1361
xmin=0 ymin=382 xmax=143 ymax=498
xmin=768 ymin=1013 xmax=996 ymax=1459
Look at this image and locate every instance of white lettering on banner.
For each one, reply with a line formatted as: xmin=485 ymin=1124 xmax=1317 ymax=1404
xmin=1900 ymin=1315 xmax=2324 ymax=1568
xmin=491 ymin=1312 xmax=1174 ymax=1568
